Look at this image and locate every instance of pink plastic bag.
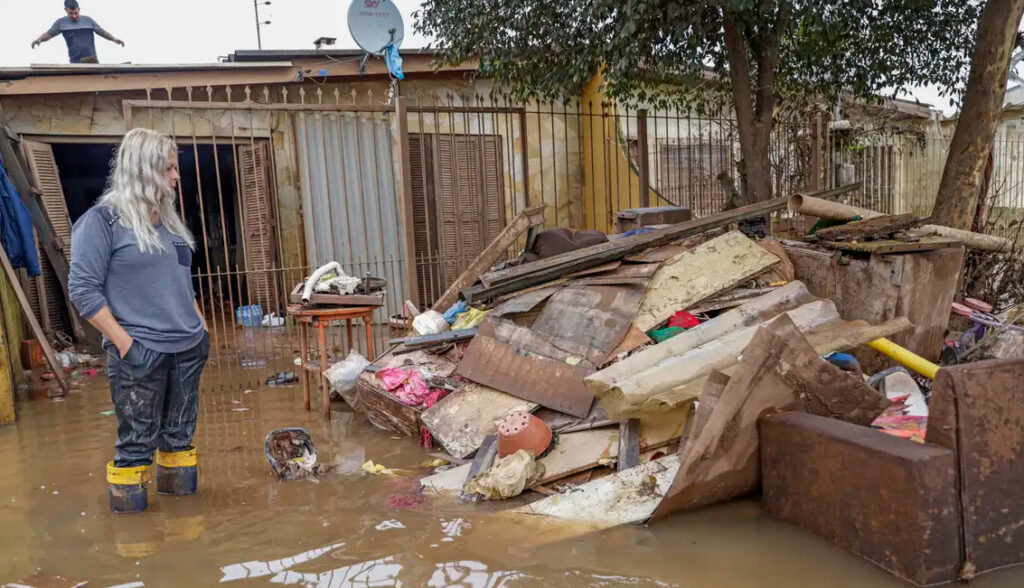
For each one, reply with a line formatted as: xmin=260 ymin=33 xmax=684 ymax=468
xmin=377 ymin=368 xmax=431 ymax=406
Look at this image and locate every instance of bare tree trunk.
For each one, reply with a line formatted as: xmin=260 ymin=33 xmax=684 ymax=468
xmin=722 ymin=6 xmax=787 ymax=204
xmin=972 ymin=148 xmax=996 ymax=232
xmin=931 ymin=0 xmax=1024 ymax=229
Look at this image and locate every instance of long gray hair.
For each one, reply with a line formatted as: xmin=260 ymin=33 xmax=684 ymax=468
xmin=99 ymin=128 xmax=195 ymax=254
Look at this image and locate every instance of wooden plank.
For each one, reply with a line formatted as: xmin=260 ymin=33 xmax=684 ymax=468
xmin=463 ymin=184 xmax=861 ymax=303
xmin=432 ymin=205 xmax=547 ymax=312
xmin=391 ymin=327 xmax=479 ymax=348
xmin=624 ymin=243 xmax=686 ymax=264
xmin=813 ymin=213 xmax=919 ymax=242
xmin=0 ymin=244 xmax=69 ymax=395
xmin=420 ymin=383 xmax=539 ymax=459
xmin=618 ymin=419 xmax=640 ymax=471
xmin=460 ymin=434 xmax=498 ymax=502
xmin=457 ymin=334 xmax=595 ymax=418
xmin=819 ymin=236 xmax=957 ymax=254
xmin=633 ymin=231 xmax=780 ymax=332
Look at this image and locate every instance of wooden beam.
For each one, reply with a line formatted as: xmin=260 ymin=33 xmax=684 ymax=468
xmin=637 ymin=109 xmax=650 ymax=208
xmin=0 ymin=244 xmax=70 ymax=395
xmin=618 ymin=419 xmax=640 ymax=471
xmin=431 ymin=205 xmax=548 ymax=311
xmin=463 ymin=184 xmax=861 ymax=303
xmin=395 ymin=96 xmax=420 ymax=310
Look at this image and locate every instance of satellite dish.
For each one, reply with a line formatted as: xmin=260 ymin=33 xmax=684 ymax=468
xmin=348 ymin=0 xmax=405 ymax=56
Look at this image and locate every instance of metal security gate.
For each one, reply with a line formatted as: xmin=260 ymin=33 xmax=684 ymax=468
xmin=121 ymin=86 xmax=535 ymax=390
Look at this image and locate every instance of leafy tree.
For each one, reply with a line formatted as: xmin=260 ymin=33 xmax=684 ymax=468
xmin=416 ymin=0 xmax=979 ymax=204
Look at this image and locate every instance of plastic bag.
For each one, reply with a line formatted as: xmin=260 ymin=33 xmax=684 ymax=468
xmin=325 ymin=350 xmax=371 ymax=396
xmin=412 ymin=310 xmax=449 ymax=336
xmin=442 ymin=300 xmax=469 ymax=324
xmin=463 ymin=449 xmax=545 ymax=500
xmin=376 ymin=367 xmax=430 ymax=406
xmin=451 ymin=308 xmax=489 ymax=331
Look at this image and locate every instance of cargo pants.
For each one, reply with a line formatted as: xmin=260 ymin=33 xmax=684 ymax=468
xmin=105 ymin=332 xmax=210 ymax=467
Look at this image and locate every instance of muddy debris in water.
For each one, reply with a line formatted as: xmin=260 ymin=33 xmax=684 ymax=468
xmin=265 ymin=428 xmax=327 ymax=480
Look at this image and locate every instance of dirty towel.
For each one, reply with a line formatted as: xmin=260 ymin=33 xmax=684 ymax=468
xmin=419 ymin=388 xmax=450 ymax=448
xmin=376 ymin=368 xmax=430 ymax=406
xmin=451 ymin=308 xmax=488 ymax=331
xmin=463 ymin=449 xmax=546 ymax=500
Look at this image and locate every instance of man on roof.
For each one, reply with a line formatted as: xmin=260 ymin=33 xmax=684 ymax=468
xmin=31 ymin=0 xmax=124 ymax=64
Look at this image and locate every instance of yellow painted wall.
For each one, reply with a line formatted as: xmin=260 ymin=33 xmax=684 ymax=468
xmin=0 ymin=267 xmax=23 ymax=424
xmin=580 ymin=74 xmax=666 ymax=234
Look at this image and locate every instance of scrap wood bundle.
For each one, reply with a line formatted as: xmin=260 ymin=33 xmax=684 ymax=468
xmin=331 ymin=182 xmax=1014 ymax=541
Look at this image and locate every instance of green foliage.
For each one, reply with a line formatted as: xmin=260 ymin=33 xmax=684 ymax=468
xmin=415 ymin=0 xmax=981 ymax=111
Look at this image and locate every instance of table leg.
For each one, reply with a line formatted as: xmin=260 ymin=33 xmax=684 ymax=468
xmin=364 ymin=313 xmax=375 ymax=360
xmin=346 ymin=319 xmax=354 ymax=353
xmin=300 ymin=322 xmax=310 ymax=411
xmin=318 ymin=320 xmax=330 ymax=418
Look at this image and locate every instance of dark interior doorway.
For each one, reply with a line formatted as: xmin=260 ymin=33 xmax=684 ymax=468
xmin=50 ymin=142 xmax=244 ymax=309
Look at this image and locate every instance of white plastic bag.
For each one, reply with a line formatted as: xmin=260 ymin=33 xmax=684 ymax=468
xmin=412 ymin=310 xmax=450 ymax=336
xmin=325 ymin=350 xmax=371 ymax=396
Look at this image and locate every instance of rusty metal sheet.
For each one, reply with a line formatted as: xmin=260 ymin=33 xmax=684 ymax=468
xmin=650 ymin=314 xmax=891 ymax=522
xmin=928 ymin=359 xmax=1024 ymax=577
xmin=761 ymin=412 xmax=960 ymax=586
xmin=457 ymin=334 xmax=595 ymax=418
xmin=529 ymin=285 xmax=646 ymax=366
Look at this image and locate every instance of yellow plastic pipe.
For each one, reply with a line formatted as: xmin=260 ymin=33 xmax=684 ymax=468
xmin=867 ymin=338 xmax=940 ymax=379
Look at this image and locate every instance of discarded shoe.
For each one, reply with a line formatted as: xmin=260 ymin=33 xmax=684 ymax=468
xmin=107 ymin=462 xmax=151 ymax=513
xmin=156 ymin=446 xmax=198 ymax=496
xmin=266 ymin=371 xmax=299 ymax=386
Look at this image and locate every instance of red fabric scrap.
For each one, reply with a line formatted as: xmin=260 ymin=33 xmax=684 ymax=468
xmin=668 ymin=311 xmax=701 ymax=330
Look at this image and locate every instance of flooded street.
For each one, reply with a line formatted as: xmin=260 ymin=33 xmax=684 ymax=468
xmin=2 ymin=363 xmax=1023 ymax=588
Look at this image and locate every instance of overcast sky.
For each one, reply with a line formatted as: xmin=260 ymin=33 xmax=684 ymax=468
xmin=1 ymin=0 xmax=956 ymax=114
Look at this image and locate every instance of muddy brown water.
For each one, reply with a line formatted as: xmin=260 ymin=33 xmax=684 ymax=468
xmin=3 ymin=363 xmax=1024 ymax=587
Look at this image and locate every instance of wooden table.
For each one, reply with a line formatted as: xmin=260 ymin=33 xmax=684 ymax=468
xmin=287 ymin=305 xmax=376 ymax=418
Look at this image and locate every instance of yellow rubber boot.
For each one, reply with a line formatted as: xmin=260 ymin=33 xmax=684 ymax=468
xmin=107 ymin=462 xmax=151 ymax=513
xmin=156 ymin=446 xmax=198 ymax=496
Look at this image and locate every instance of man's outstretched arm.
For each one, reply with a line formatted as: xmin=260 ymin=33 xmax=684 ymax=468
xmin=94 ymin=23 xmax=124 ymax=46
xmin=31 ymin=31 xmax=55 ymax=48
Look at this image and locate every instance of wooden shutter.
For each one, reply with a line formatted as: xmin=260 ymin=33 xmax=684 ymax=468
xmin=432 ymin=134 xmax=507 ymax=293
xmin=238 ymin=142 xmax=281 ymax=313
xmin=20 ymin=140 xmax=73 ymax=338
xmin=480 ymin=136 xmax=506 ymax=245
xmin=409 ymin=135 xmax=442 ymax=306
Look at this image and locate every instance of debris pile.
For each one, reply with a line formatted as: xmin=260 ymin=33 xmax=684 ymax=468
xmin=324 ymin=186 xmax=1024 ymax=582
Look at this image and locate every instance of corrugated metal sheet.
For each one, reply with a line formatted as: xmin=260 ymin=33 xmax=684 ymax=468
xmin=295 ymin=111 xmax=408 ymax=316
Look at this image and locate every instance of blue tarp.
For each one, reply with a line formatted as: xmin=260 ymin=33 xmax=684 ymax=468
xmin=0 ymin=149 xmax=41 ymax=276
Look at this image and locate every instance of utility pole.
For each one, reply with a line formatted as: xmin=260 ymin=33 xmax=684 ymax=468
xmin=253 ymin=0 xmax=271 ymax=49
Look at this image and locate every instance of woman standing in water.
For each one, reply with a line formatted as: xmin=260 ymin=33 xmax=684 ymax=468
xmin=69 ymin=128 xmax=209 ymax=513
